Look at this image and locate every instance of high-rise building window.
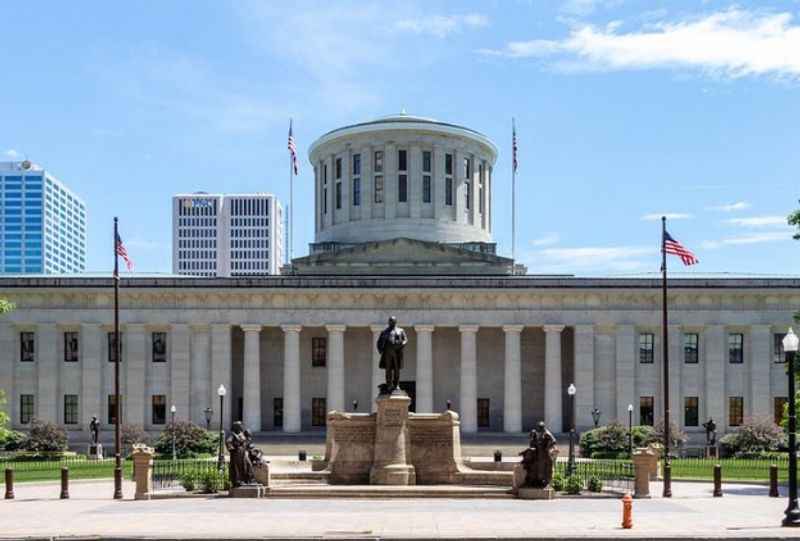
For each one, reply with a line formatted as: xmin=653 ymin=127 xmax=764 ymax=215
xmin=398 ymin=175 xmax=408 ymax=203
xmin=775 ymin=397 xmax=788 ymax=425
xmin=20 ymin=394 xmax=34 ymax=424
xmin=640 ymin=396 xmax=654 ymax=426
xmin=64 ymin=394 xmax=79 ymax=425
xmin=152 ymin=395 xmax=166 ymax=425
xmin=374 ymin=175 xmax=384 ymax=204
xmin=312 ymin=337 xmax=327 ymax=367
xmin=684 ymin=396 xmax=699 ymax=427
xmin=152 ymin=332 xmax=167 ymax=363
xmin=64 ymin=331 xmax=79 ymax=362
xmin=684 ymin=333 xmax=699 ymax=364
xmin=729 ymin=396 xmax=744 ymax=426
xmin=108 ymin=332 xmax=123 ymax=363
xmin=20 ymin=332 xmax=34 ymax=362
xmin=775 ymin=333 xmax=787 ymax=363
xmin=639 ymin=333 xmax=654 ymax=364
xmin=728 ymin=333 xmax=744 ymax=364
xmin=108 ymin=394 xmax=121 ymax=424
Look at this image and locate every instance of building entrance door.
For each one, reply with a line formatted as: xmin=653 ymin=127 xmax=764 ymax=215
xmin=399 ymin=381 xmax=416 ymax=412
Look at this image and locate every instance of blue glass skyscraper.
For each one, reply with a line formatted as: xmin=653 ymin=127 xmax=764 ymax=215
xmin=0 ymin=161 xmax=86 ymax=274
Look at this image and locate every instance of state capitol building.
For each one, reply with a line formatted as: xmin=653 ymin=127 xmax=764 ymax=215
xmin=0 ymin=114 xmax=796 ymax=442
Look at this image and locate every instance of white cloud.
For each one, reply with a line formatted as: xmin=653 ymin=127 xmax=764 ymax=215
xmin=707 ymin=201 xmax=751 ymax=212
xmin=725 ymin=215 xmax=788 ymax=227
xmin=702 ymin=231 xmax=791 ymax=249
xmin=3 ymin=149 xmax=19 ymax=159
xmin=525 ymin=245 xmax=656 ymax=274
xmin=479 ymin=9 xmax=800 ymax=80
xmin=641 ymin=213 xmax=692 ymax=221
xmin=395 ymin=13 xmax=489 ymax=38
xmin=530 ymin=232 xmax=560 ymax=247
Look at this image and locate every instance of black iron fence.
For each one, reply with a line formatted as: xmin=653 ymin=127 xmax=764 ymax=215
xmin=151 ymin=458 xmax=225 ymax=491
xmin=555 ymin=457 xmax=635 ymax=491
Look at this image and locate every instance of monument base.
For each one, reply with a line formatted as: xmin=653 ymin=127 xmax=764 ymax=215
xmin=705 ymin=445 xmax=718 ymax=459
xmin=370 ymin=463 xmax=416 ymax=485
xmin=229 ymin=484 xmax=265 ymax=498
xmin=370 ymin=391 xmax=416 ymax=486
xmin=517 ymin=487 xmax=555 ymax=500
xmin=87 ymin=443 xmax=104 ymax=460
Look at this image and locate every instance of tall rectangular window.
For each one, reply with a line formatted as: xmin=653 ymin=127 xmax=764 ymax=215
xmin=374 ymin=175 xmax=384 ymax=203
xmin=775 ymin=397 xmax=788 ymax=425
xmin=422 ymin=150 xmax=432 ymax=204
xmin=684 ymin=396 xmax=699 ymax=427
xmin=398 ymin=174 xmax=407 ymax=203
xmin=108 ymin=394 xmax=121 ymax=424
xmin=477 ymin=398 xmax=490 ymax=428
xmin=398 ymin=149 xmax=407 ymax=171
xmin=445 ymin=153 xmax=453 ymax=175
xmin=335 ymin=157 xmax=342 ymax=179
xmin=639 ymin=396 xmax=654 ymax=426
xmin=729 ymin=396 xmax=744 ymax=426
xmin=335 ymin=182 xmax=342 ymax=209
xmin=422 ymin=177 xmax=431 ymax=204
xmin=323 ymin=187 xmax=328 ymax=214
xmin=463 ymin=157 xmax=471 ymax=179
xmin=639 ymin=333 xmax=654 ymax=364
xmin=728 ymin=333 xmax=744 ymax=364
xmin=422 ymin=151 xmax=431 ymax=173
xmin=352 ymin=154 xmax=361 ymax=176
xmin=312 ymin=397 xmax=327 ymax=427
xmin=775 ymin=333 xmax=787 ymax=363
xmin=152 ymin=395 xmax=166 ymax=425
xmin=374 ymin=151 xmax=384 ymax=173
xmin=312 ymin=337 xmax=327 ymax=367
xmin=684 ymin=333 xmax=699 ymax=364
xmin=108 ymin=332 xmax=123 ymax=363
xmin=445 ymin=178 xmax=453 ymax=206
xmin=353 ymin=178 xmax=361 ymax=207
xmin=20 ymin=394 xmax=34 ymax=424
xmin=20 ymin=332 xmax=34 ymax=362
xmin=64 ymin=332 xmax=79 ymax=362
xmin=465 ymin=181 xmax=471 ymax=209
xmin=64 ymin=394 xmax=79 ymax=425
xmin=274 ymin=397 xmax=284 ymax=428
xmin=151 ymin=332 xmax=167 ymax=362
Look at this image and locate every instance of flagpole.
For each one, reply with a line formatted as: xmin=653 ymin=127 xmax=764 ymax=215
xmin=661 ymin=215 xmax=672 ymax=498
xmin=511 ymin=118 xmax=516 ymax=266
xmin=113 ymin=217 xmax=122 ymax=500
xmin=289 ymin=118 xmax=294 ymax=265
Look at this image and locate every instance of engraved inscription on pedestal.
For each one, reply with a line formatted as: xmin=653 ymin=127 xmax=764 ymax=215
xmin=370 ymin=392 xmax=416 ymax=485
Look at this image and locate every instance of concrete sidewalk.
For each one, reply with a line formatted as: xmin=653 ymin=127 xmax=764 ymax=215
xmin=0 ymin=479 xmax=793 ymax=539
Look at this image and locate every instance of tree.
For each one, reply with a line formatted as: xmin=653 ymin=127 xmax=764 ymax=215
xmin=0 ymin=390 xmax=11 ymax=443
xmin=0 ymin=299 xmax=13 ymax=314
xmin=154 ymin=420 xmax=218 ymax=458
xmin=722 ymin=417 xmax=783 ymax=458
xmin=21 ymin=419 xmax=69 ymax=453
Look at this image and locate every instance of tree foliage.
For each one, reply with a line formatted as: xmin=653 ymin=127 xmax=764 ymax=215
xmin=0 ymin=299 xmax=13 ymax=314
xmin=579 ymin=422 xmax=656 ymax=458
xmin=154 ymin=420 xmax=218 ymax=458
xmin=21 ymin=419 xmax=69 ymax=452
xmin=722 ymin=417 xmax=784 ymax=458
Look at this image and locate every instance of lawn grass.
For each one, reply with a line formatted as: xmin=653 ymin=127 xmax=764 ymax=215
xmin=670 ymin=457 xmax=786 ymax=482
xmin=0 ymin=458 xmax=133 ymax=483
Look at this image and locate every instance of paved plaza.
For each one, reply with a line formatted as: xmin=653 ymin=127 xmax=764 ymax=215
xmin=0 ymin=479 xmax=794 ymax=540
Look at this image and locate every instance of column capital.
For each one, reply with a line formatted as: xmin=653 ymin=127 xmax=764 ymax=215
xmin=414 ymin=324 xmax=435 ymax=333
xmin=502 ymin=324 xmax=524 ymax=333
xmin=458 ymin=324 xmax=479 ymax=333
xmin=240 ymin=324 xmax=263 ymax=333
xmin=543 ymin=324 xmax=565 ymax=334
xmin=281 ymin=324 xmax=302 ymax=333
xmin=325 ymin=324 xmax=346 ymax=333
xmin=370 ymin=324 xmax=385 ymax=333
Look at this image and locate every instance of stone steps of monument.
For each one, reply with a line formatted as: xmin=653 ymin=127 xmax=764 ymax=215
xmin=270 ymin=471 xmax=330 ymax=485
xmin=265 ymin=485 xmax=514 ymax=499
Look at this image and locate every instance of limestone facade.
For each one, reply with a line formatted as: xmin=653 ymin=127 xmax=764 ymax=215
xmin=0 ymin=275 xmax=796 ymax=439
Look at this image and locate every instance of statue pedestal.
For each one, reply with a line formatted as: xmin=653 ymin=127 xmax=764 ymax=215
xmin=705 ymin=445 xmax=718 ymax=459
xmin=229 ymin=484 xmax=265 ymax=498
xmin=370 ymin=391 xmax=416 ymax=485
xmin=518 ymin=487 xmax=555 ymax=500
xmin=87 ymin=443 xmax=103 ymax=460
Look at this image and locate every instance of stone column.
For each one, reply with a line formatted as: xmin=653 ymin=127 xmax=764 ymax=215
xmin=326 ymin=325 xmax=346 ymax=412
xmin=80 ymin=323 xmax=102 ymax=425
xmin=704 ymin=325 xmax=726 ymax=426
xmin=125 ymin=324 xmax=147 ymax=427
xmin=241 ymin=324 xmax=262 ymax=431
xmin=0 ymin=323 xmax=14 ymax=424
xmin=170 ymin=324 xmax=191 ymax=424
xmin=282 ymin=325 xmax=302 ymax=433
xmin=459 ymin=325 xmax=479 ymax=433
xmin=210 ymin=323 xmax=232 ymax=430
xmin=616 ymin=325 xmax=636 ymax=423
xmin=415 ymin=325 xmax=434 ymax=414
xmin=574 ymin=325 xmax=595 ymax=430
xmin=370 ymin=325 xmax=383 ymax=412
xmin=544 ymin=325 xmax=564 ymax=431
xmin=35 ymin=324 xmax=57 ymax=423
xmin=189 ymin=325 xmax=211 ymax=426
xmin=503 ymin=325 xmax=523 ymax=433
xmin=750 ymin=325 xmax=771 ymax=419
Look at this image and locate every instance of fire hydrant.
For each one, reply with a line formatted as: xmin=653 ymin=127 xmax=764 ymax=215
xmin=622 ymin=493 xmax=633 ymax=529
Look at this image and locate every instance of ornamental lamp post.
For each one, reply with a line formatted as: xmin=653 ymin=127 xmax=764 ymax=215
xmin=203 ymin=407 xmax=213 ymax=431
xmin=782 ymin=328 xmax=800 ymax=527
xmin=170 ymin=404 xmax=177 ymax=461
xmin=567 ymin=383 xmax=577 ymax=476
xmin=627 ymin=404 xmax=634 ymax=457
xmin=217 ymin=384 xmax=227 ymax=473
xmin=591 ymin=408 xmax=601 ymax=428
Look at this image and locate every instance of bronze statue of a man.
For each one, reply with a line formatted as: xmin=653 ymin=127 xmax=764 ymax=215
xmin=519 ymin=421 xmax=558 ymax=488
xmin=89 ymin=416 xmax=100 ymax=445
xmin=377 ymin=316 xmax=408 ymax=393
xmin=226 ymin=422 xmax=256 ymax=487
xmin=703 ymin=418 xmax=717 ymax=446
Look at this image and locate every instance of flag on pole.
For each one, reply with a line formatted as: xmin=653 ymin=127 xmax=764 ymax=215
xmin=288 ymin=119 xmax=299 ymax=175
xmin=512 ymin=119 xmax=518 ymax=173
xmin=664 ymin=230 xmax=699 ymax=266
xmin=115 ymin=232 xmax=134 ymax=272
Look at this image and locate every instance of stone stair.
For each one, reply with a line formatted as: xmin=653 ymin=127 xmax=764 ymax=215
xmin=264 ymin=484 xmax=514 ymax=499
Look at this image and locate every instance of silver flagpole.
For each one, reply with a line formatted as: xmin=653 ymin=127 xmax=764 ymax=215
xmin=289 ymin=118 xmax=294 ymax=265
xmin=512 ymin=117 xmax=516 ymax=266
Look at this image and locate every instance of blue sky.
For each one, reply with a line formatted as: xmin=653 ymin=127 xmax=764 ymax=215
xmin=2 ymin=0 xmax=799 ymax=276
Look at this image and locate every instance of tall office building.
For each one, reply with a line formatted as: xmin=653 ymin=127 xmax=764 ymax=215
xmin=172 ymin=193 xmax=283 ymax=277
xmin=0 ymin=161 xmax=86 ymax=274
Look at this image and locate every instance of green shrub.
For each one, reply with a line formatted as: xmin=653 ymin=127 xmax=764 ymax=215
xmin=21 ymin=419 xmax=68 ymax=452
xmin=180 ymin=472 xmax=197 ymax=492
xmin=1 ymin=429 xmax=26 ymax=451
xmin=122 ymin=424 xmax=151 ymax=456
xmin=721 ymin=417 xmax=784 ymax=458
xmin=587 ymin=476 xmax=603 ymax=493
xmin=564 ymin=474 xmax=582 ymax=495
xmin=199 ymin=470 xmax=221 ymax=493
xmin=580 ymin=423 xmax=656 ymax=458
xmin=653 ymin=419 xmax=688 ymax=450
xmin=154 ymin=421 xmax=218 ymax=458
xmin=551 ymin=473 xmax=565 ymax=491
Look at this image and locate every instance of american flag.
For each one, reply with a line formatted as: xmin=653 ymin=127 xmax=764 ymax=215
xmin=512 ymin=118 xmax=518 ymax=173
xmin=115 ymin=232 xmax=134 ymax=272
xmin=288 ymin=119 xmax=299 ymax=175
xmin=664 ymin=230 xmax=699 ymax=266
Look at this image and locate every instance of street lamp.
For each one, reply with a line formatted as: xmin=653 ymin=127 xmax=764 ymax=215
xmin=591 ymin=408 xmax=601 ymax=428
xmin=217 ymin=384 xmax=227 ymax=473
xmin=627 ymin=404 xmax=634 ymax=457
xmin=782 ymin=328 xmax=800 ymax=527
xmin=203 ymin=407 xmax=213 ymax=431
xmin=567 ymin=383 xmax=576 ymax=476
xmin=170 ymin=404 xmax=177 ymax=461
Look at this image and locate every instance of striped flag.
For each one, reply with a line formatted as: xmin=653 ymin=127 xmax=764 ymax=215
xmin=664 ymin=230 xmax=699 ymax=266
xmin=115 ymin=232 xmax=134 ymax=272
xmin=288 ymin=119 xmax=299 ymax=175
xmin=512 ymin=118 xmax=518 ymax=173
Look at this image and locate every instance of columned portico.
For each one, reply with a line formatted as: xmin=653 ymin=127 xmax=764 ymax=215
xmin=502 ymin=325 xmax=523 ymax=433
xmin=459 ymin=325 xmax=479 ymax=433
xmin=241 ymin=324 xmax=262 ymax=431
xmin=544 ymin=325 xmax=564 ymax=431
xmin=415 ymin=325 xmax=434 ymax=413
xmin=281 ymin=324 xmax=302 ymax=433
xmin=326 ymin=324 xmax=346 ymax=413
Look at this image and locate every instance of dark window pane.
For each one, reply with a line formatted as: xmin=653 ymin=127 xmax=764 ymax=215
xmin=352 ymin=154 xmax=361 ymax=176
xmin=684 ymin=333 xmax=699 ymax=364
xmin=422 ymin=151 xmax=431 ymax=173
xmin=312 ymin=337 xmax=327 ymax=367
xmin=729 ymin=396 xmax=744 ymax=426
xmin=20 ymin=332 xmax=35 ymax=362
xmin=64 ymin=394 xmax=79 ymax=425
xmin=775 ymin=333 xmax=787 ymax=363
xmin=639 ymin=333 xmax=654 ymax=364
xmin=398 ymin=175 xmax=407 ymax=203
xmin=445 ymin=153 xmax=453 ymax=175
xmin=335 ymin=157 xmax=342 ymax=179
xmin=64 ymin=332 xmax=79 ymax=362
xmin=152 ymin=332 xmax=167 ymax=362
xmin=398 ymin=150 xmax=407 ymax=171
xmin=312 ymin=397 xmax=327 ymax=427
xmin=374 ymin=176 xmax=384 ymax=203
xmin=20 ymin=394 xmax=34 ymax=424
xmin=335 ymin=182 xmax=342 ymax=209
xmin=152 ymin=395 xmax=166 ymax=425
xmin=445 ymin=178 xmax=453 ymax=206
xmin=477 ymin=398 xmax=490 ymax=428
xmin=374 ymin=151 xmax=383 ymax=173
xmin=728 ymin=333 xmax=744 ymax=364
xmin=640 ymin=396 xmax=654 ymax=426
xmin=684 ymin=396 xmax=699 ymax=427
xmin=353 ymin=178 xmax=361 ymax=206
xmin=423 ymin=176 xmax=431 ymax=203
xmin=274 ymin=397 xmax=284 ymax=428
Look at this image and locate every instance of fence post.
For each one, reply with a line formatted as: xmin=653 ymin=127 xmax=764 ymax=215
xmin=132 ymin=444 xmax=155 ymax=500
xmin=4 ymin=469 xmax=13 ymax=499
xmin=770 ymin=465 xmax=779 ymax=498
xmin=713 ymin=464 xmax=722 ymax=497
xmin=60 ymin=467 xmax=69 ymax=499
xmin=632 ymin=447 xmax=656 ymax=499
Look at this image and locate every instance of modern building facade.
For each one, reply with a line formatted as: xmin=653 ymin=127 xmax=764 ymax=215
xmin=0 ymin=115 xmax=795 ymax=445
xmin=0 ymin=161 xmax=86 ymax=274
xmin=172 ymin=193 xmax=283 ymax=277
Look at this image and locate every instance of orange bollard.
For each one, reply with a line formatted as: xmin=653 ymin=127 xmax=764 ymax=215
xmin=622 ymin=493 xmax=633 ymax=529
